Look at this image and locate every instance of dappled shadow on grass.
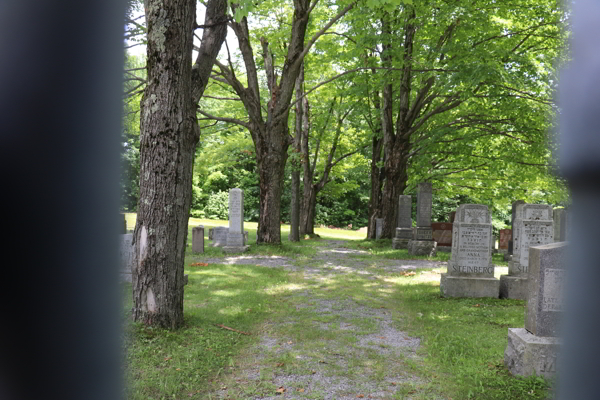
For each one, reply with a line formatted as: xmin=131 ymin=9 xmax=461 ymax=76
xmin=123 ymin=263 xmax=294 ymax=400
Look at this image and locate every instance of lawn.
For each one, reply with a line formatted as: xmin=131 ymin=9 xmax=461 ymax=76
xmin=122 ymin=216 xmax=551 ymax=399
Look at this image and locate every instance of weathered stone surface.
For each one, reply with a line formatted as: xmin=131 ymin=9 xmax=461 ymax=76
xmin=504 ymin=328 xmax=560 ymax=378
xmin=395 ymin=227 xmax=413 ymax=239
xmin=121 ymin=213 xmax=127 ymax=234
xmin=526 ymin=242 xmax=567 ymax=338
xmin=431 ymin=222 xmax=452 ymax=247
xmin=392 ymin=239 xmax=410 ymax=249
xmin=553 ymin=208 xmax=568 ymax=242
xmin=413 ymin=227 xmax=433 ymax=241
xmin=448 ymin=224 xmax=494 ymax=277
xmin=192 ymin=225 xmax=204 ymax=253
xmin=416 ymin=183 xmax=432 ymax=228
xmin=407 ymin=240 xmax=437 ymax=256
xmin=511 ymin=219 xmax=554 ymax=276
xmin=443 ymin=204 xmax=498 ymax=298
xmin=212 ymin=226 xmax=229 ymax=247
xmin=375 ymin=218 xmax=383 ymax=239
xmin=226 ymin=232 xmax=245 ymax=247
xmin=515 ymin=204 xmax=553 ymax=221
xmin=499 ymin=275 xmax=528 ymax=300
xmin=456 ymin=204 xmax=491 ymax=224
xmin=208 ymin=228 xmax=213 ymax=240
xmin=397 ymin=195 xmax=412 ymax=228
xmin=119 ymin=233 xmax=133 ymax=282
xmin=440 ymin=274 xmax=500 ymax=298
xmin=509 ymin=200 xmax=525 ymax=255
xmin=437 ymin=246 xmax=452 ymax=253
xmin=228 ymin=188 xmax=244 ymax=234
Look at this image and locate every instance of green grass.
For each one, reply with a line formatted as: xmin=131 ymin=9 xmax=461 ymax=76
xmin=123 ymin=263 xmax=293 ymax=399
xmin=123 ymin=215 xmax=551 ymax=399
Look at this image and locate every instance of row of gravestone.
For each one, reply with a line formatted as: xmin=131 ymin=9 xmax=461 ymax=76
xmin=434 ymin=203 xmax=565 ymax=379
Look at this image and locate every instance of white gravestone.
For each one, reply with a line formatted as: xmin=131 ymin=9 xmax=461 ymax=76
xmin=224 ymin=188 xmax=249 ymax=253
xmin=500 ymin=204 xmax=553 ymax=299
xmin=440 ymin=204 xmax=499 ymax=298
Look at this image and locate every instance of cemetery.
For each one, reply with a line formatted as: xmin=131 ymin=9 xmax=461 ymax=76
xmin=117 ymin=1 xmax=573 ymax=399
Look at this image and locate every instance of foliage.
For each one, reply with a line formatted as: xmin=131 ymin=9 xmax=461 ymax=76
xmin=204 ymin=191 xmax=230 ymax=220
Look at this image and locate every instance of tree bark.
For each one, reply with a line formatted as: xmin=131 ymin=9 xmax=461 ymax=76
xmin=289 ymin=64 xmax=305 ymax=241
xmin=367 ymin=136 xmax=384 ymax=239
xmin=133 ymin=0 xmax=227 ymax=329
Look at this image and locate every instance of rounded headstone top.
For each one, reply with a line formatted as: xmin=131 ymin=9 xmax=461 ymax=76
xmin=456 ymin=204 xmax=490 ymax=223
xmin=515 ymin=204 xmax=553 ymax=221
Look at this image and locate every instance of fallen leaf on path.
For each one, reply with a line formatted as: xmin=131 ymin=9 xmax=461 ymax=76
xmin=175 ymin=368 xmax=181 ymax=371
xmin=357 ymin=395 xmax=364 ymax=398
xmin=287 ymin=341 xmax=293 ymax=345
xmin=473 ymin=304 xmax=480 ymax=307
xmin=311 ymin=370 xmax=316 ymax=374
xmin=297 ymin=388 xmax=305 ymax=392
xmin=390 ymin=382 xmax=396 ymax=386
xmin=400 ymin=271 xmax=416 ymax=276
xmin=276 ymin=386 xmax=286 ymax=394
xmin=164 ymin=357 xmax=172 ymax=361
xmin=276 ymin=363 xmax=285 ymax=367
xmin=190 ymin=262 xmax=209 ymax=267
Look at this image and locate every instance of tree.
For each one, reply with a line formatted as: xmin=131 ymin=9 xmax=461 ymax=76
xmin=348 ymin=2 xmax=566 ymax=238
xmin=132 ymin=0 xmax=228 ymax=328
xmin=202 ymin=0 xmax=356 ymax=244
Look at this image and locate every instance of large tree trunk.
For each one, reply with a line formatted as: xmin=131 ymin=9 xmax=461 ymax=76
xmin=300 ymin=186 xmax=317 ymax=235
xmin=380 ymin=138 xmax=410 ymax=238
xmin=256 ymin=119 xmax=290 ymax=244
xmin=133 ymin=0 xmax=197 ymax=329
xmin=133 ymin=0 xmax=227 ymax=329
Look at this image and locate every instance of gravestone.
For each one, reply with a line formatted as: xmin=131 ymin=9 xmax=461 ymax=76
xmin=375 ymin=218 xmax=383 ymax=239
xmin=121 ymin=213 xmax=127 ymax=234
xmin=192 ymin=225 xmax=204 ymax=253
xmin=119 ymin=234 xmax=133 ymax=282
xmin=224 ymin=188 xmax=249 ymax=253
xmin=553 ymin=208 xmax=568 ymax=242
xmin=432 ymin=222 xmax=452 ymax=246
xmin=408 ymin=183 xmax=436 ymax=256
xmin=504 ymin=242 xmax=566 ymax=378
xmin=500 ymin=204 xmax=553 ymax=299
xmin=392 ymin=195 xmax=412 ymax=249
xmin=499 ymin=229 xmax=511 ymax=253
xmin=508 ymin=200 xmax=525 ymax=255
xmin=211 ymin=226 xmax=229 ymax=247
xmin=209 ymin=227 xmax=248 ymax=243
xmin=440 ymin=204 xmax=499 ymax=298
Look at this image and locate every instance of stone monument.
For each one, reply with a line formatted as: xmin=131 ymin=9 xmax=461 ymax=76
xmin=211 ymin=226 xmax=229 ymax=247
xmin=504 ymin=242 xmax=566 ymax=378
xmin=431 ymin=222 xmax=452 ymax=252
xmin=192 ymin=225 xmax=204 ymax=253
xmin=500 ymin=204 xmax=553 ymax=299
xmin=375 ymin=218 xmax=383 ymax=239
xmin=119 ymin=233 xmax=134 ymax=282
xmin=392 ymin=195 xmax=412 ymax=249
xmin=407 ymin=183 xmax=437 ymax=256
xmin=508 ymin=200 xmax=525 ymax=256
xmin=499 ymin=229 xmax=511 ymax=254
xmin=223 ymin=188 xmax=249 ymax=253
xmin=553 ymin=208 xmax=568 ymax=242
xmin=440 ymin=204 xmax=498 ymax=298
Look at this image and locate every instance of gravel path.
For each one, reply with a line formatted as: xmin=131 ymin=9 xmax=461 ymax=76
xmin=208 ymin=240 xmax=445 ymax=399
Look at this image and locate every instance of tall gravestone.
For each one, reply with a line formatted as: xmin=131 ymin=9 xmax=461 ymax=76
xmin=192 ymin=225 xmax=204 ymax=253
xmin=500 ymin=204 xmax=553 ymax=299
xmin=440 ymin=204 xmax=499 ymax=298
xmin=392 ymin=195 xmax=412 ymax=249
xmin=499 ymin=229 xmax=511 ymax=254
xmin=553 ymin=208 xmax=569 ymax=242
xmin=508 ymin=200 xmax=525 ymax=256
xmin=119 ymin=233 xmax=133 ymax=282
xmin=408 ymin=183 xmax=437 ymax=256
xmin=375 ymin=218 xmax=383 ymax=239
xmin=504 ymin=242 xmax=566 ymax=378
xmin=224 ymin=188 xmax=249 ymax=253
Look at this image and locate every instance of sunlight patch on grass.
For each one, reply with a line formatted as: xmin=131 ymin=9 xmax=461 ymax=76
xmin=265 ymin=283 xmax=308 ymax=295
xmin=218 ymin=305 xmax=243 ymax=316
xmin=212 ymin=289 xmax=242 ymax=297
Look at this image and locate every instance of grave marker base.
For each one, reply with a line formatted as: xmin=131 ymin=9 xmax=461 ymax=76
xmin=440 ymin=274 xmax=500 ymax=298
xmin=392 ymin=238 xmax=410 ymax=249
xmin=499 ymin=275 xmax=528 ymax=300
xmin=504 ymin=328 xmax=560 ymax=379
xmin=407 ymin=240 xmax=437 ymax=256
xmin=223 ymin=245 xmax=250 ymax=254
